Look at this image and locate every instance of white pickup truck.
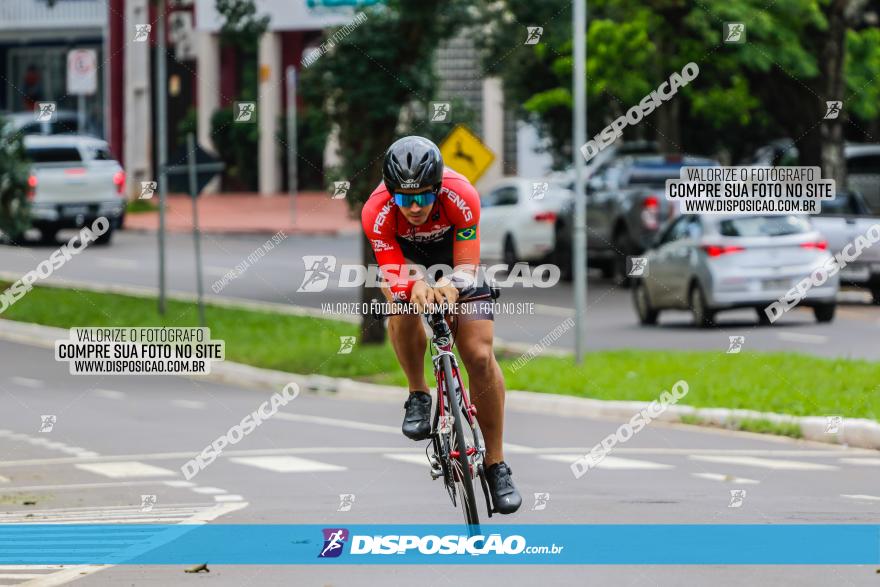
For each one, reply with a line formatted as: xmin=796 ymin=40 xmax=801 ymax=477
xmin=24 ymin=135 xmax=126 ymax=245
xmin=810 ymin=190 xmax=880 ymax=304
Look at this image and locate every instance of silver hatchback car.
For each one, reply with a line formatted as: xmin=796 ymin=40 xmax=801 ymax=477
xmin=632 ymin=214 xmax=839 ymax=327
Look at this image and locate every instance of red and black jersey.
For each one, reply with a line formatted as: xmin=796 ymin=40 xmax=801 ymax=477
xmin=361 ymin=168 xmax=481 ymax=300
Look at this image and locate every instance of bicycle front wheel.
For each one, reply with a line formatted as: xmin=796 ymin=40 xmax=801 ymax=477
xmin=441 ymin=354 xmax=480 ymax=530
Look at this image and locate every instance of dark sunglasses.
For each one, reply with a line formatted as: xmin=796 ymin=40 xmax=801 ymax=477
xmin=394 ymin=191 xmax=437 ymax=208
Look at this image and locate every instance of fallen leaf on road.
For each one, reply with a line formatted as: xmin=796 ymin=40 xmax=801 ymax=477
xmin=184 ymin=563 xmax=209 ymax=573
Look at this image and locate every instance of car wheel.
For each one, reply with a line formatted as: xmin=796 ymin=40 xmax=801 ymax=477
xmin=633 ymin=280 xmax=659 ymax=325
xmin=689 ymin=283 xmax=715 ymax=328
xmin=613 ymin=231 xmax=636 ymax=289
xmin=871 ymin=286 xmax=880 ymax=306
xmin=94 ymin=227 xmax=114 ymax=246
xmin=38 ymin=228 xmax=57 ymax=245
xmin=813 ymin=303 xmax=835 ymax=323
xmin=554 ymin=241 xmax=573 ymax=282
xmin=503 ymin=234 xmax=517 ymax=267
xmin=599 ymin=262 xmax=615 ymax=279
xmin=756 ymin=307 xmax=773 ymax=326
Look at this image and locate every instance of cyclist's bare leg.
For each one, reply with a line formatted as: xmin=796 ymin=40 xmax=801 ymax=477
xmin=381 ymin=285 xmax=429 ymax=392
xmin=454 ymin=317 xmax=505 ymax=467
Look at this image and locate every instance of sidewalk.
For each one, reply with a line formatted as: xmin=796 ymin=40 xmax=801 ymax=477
xmin=123 ymin=192 xmax=361 ymax=236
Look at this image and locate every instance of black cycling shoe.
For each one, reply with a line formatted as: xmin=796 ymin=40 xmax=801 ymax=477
xmin=486 ymin=461 xmax=522 ymax=514
xmin=402 ymin=392 xmax=432 ymax=441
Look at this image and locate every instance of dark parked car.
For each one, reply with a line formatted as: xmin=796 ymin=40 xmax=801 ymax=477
xmin=554 ymin=155 xmax=719 ymax=283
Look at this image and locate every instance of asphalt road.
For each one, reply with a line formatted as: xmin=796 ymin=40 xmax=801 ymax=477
xmin=0 ymin=339 xmax=878 ymax=585
xmin=1 ymin=230 xmax=877 ymax=359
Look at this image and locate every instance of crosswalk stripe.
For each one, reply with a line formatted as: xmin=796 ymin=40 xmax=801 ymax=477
xmin=191 ymin=486 xmax=226 ymax=495
xmin=384 ymin=453 xmax=430 ymax=466
xmin=839 ymin=458 xmax=880 ymax=466
xmin=689 ymin=455 xmax=838 ymax=470
xmin=163 ymin=480 xmax=195 ymax=488
xmin=692 ymin=473 xmax=760 ymax=484
xmin=540 ymin=455 xmax=674 ymax=470
xmin=229 ymin=456 xmax=346 ymax=473
xmin=214 ymin=494 xmax=244 ymax=502
xmin=75 ymin=461 xmax=177 ymax=478
xmin=171 ymin=399 xmax=205 ymax=409
xmin=92 ymin=389 xmax=125 ymax=400
xmin=10 ymin=377 xmax=42 ymax=388
xmin=841 ymin=494 xmax=880 ymax=501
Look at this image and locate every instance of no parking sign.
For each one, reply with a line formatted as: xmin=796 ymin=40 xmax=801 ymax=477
xmin=66 ymin=49 xmax=97 ymax=95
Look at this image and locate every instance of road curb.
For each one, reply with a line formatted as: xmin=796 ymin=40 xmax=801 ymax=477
xmin=1 ymin=318 xmax=877 ymax=451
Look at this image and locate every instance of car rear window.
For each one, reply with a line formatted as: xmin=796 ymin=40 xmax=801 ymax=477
xmin=718 ymin=216 xmax=811 ymax=237
xmin=26 ymin=147 xmax=82 ymax=163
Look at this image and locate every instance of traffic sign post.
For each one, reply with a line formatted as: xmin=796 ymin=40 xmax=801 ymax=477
xmin=66 ymin=49 xmax=97 ymax=134
xmin=164 ymin=133 xmax=225 ymax=327
xmin=438 ymin=124 xmax=495 ymax=184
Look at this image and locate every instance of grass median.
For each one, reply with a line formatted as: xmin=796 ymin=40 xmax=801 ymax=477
xmin=1 ymin=282 xmax=877 ymax=423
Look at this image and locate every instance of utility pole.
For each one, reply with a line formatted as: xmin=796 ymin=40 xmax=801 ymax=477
xmin=286 ymin=66 xmax=298 ymax=225
xmin=156 ymin=0 xmax=168 ymax=314
xmin=573 ymin=0 xmax=588 ymax=363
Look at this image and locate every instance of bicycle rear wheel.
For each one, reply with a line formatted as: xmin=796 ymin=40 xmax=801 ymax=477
xmin=441 ymin=355 xmax=480 ymax=530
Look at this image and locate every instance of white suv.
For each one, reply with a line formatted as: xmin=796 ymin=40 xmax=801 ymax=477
xmin=24 ymin=135 xmax=126 ymax=245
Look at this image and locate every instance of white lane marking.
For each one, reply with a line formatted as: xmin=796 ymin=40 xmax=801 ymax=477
xmin=841 ymin=494 xmax=880 ymax=501
xmin=163 ymin=480 xmax=195 ymax=488
xmin=0 ymin=476 xmax=8 ymax=483
xmin=230 ymin=455 xmax=346 ymax=473
xmin=75 ymin=461 xmax=177 ymax=478
xmin=5 ymin=502 xmax=248 ymax=587
xmin=775 ymin=332 xmax=828 ymax=344
xmin=96 ymin=257 xmax=138 ymax=270
xmin=692 ymin=473 xmax=760 ymax=484
xmin=10 ymin=377 xmax=43 ymax=388
xmin=690 ymin=455 xmax=837 ymax=470
xmin=0 ymin=481 xmax=163 ymax=493
xmin=273 ymin=412 xmax=400 ymax=434
xmin=171 ymin=399 xmax=205 ymax=409
xmin=2 ymin=446 xmax=874 ymax=469
xmin=540 ymin=455 xmax=674 ymax=470
xmin=214 ymin=494 xmax=243 ymax=502
xmin=384 ymin=453 xmax=430 ymax=466
xmin=92 ymin=388 xmax=125 ymax=400
xmin=839 ymin=458 xmax=880 ymax=466
xmin=0 ymin=567 xmax=69 ymax=571
xmin=0 ymin=573 xmax=46 ymax=578
xmin=191 ymin=486 xmax=226 ymax=495
xmin=533 ymin=304 xmax=574 ymax=317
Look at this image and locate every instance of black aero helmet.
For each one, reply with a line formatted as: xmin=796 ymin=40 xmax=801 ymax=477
xmin=383 ymin=136 xmax=444 ymax=193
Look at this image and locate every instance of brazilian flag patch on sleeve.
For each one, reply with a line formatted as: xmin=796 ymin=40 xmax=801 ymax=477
xmin=455 ymin=226 xmax=477 ymax=241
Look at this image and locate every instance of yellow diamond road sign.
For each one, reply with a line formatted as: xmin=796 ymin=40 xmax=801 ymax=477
xmin=439 ymin=124 xmax=495 ymax=184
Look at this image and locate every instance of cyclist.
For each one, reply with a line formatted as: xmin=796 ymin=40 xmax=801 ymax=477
xmin=361 ymin=136 xmax=522 ymax=514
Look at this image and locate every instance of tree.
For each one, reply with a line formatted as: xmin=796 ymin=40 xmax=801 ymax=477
xmin=300 ymin=0 xmax=470 ymax=343
xmin=212 ymin=0 xmax=270 ymax=190
xmin=0 ymin=123 xmax=32 ymax=244
xmin=476 ymin=0 xmax=880 ymax=181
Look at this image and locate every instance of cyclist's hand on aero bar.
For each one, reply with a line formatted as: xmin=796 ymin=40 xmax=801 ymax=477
xmin=432 ymin=278 xmax=459 ymax=308
xmin=410 ymin=280 xmax=433 ymax=313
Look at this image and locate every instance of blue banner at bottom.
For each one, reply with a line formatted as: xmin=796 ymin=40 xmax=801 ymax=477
xmin=0 ymin=524 xmax=877 ymax=565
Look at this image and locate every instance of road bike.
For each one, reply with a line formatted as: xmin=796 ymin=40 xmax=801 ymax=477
xmin=376 ymin=289 xmax=498 ymax=531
